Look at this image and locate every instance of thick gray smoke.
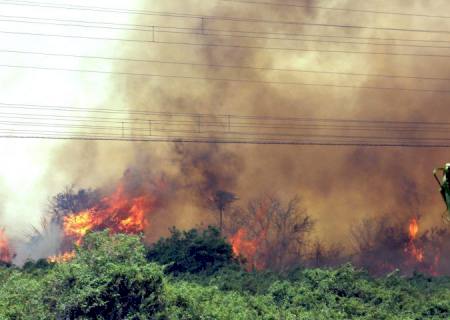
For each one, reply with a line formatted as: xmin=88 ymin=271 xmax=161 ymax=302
xmin=7 ymin=0 xmax=450 ymax=263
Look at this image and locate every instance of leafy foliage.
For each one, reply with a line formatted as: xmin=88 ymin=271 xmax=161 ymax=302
xmin=0 ymin=268 xmax=49 ymax=319
xmin=45 ymin=231 xmax=166 ymax=319
xmin=0 ymin=230 xmax=448 ymax=319
xmin=147 ymin=226 xmax=236 ymax=275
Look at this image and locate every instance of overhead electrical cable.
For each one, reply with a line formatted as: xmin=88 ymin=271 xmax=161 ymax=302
xmin=3 ymin=112 xmax=450 ymax=135
xmin=2 ymin=102 xmax=450 ymax=126
xmin=2 ymin=64 xmax=450 ymax=93
xmin=2 ymin=119 xmax=450 ymax=144
xmin=1 ymin=0 xmax=450 ymax=34
xmin=2 ymin=49 xmax=449 ymax=82
xmin=219 ymin=0 xmax=450 ymax=20
xmin=1 ymin=131 xmax=450 ymax=148
xmin=3 ymin=15 xmax=449 ymax=45
xmin=2 ymin=31 xmax=450 ymax=59
xmin=2 ymin=102 xmax=450 ymax=146
xmin=3 ymin=18 xmax=450 ymax=50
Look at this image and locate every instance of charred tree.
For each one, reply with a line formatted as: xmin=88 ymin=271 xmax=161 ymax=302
xmin=213 ymin=190 xmax=238 ymax=233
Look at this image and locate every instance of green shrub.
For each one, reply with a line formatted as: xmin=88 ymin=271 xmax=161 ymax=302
xmin=0 ymin=271 xmax=49 ymax=320
xmin=147 ymin=226 xmax=236 ymax=275
xmin=0 ymin=232 xmax=448 ymax=320
xmin=45 ymin=231 xmax=167 ymax=319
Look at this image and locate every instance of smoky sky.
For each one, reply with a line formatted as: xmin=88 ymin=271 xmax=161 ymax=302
xmin=38 ymin=0 xmax=450 ymax=245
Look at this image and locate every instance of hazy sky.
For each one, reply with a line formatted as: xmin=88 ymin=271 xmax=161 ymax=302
xmin=0 ymin=0 xmax=129 ymax=236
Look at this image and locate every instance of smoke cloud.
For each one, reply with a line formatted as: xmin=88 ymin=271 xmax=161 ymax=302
xmin=3 ymin=0 xmax=450 ymax=263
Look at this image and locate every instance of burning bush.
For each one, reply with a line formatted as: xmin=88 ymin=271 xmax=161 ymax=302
xmin=39 ymin=171 xmax=167 ymax=262
xmin=62 ymin=183 xmax=155 ymax=245
xmin=225 ymin=195 xmax=314 ymax=271
xmin=12 ymin=169 xmax=449 ymax=277
xmin=351 ymin=215 xmax=450 ymax=276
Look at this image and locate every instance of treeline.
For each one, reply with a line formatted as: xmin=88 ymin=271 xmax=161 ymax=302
xmin=0 ymin=229 xmax=449 ymax=319
xmin=32 ymin=188 xmax=450 ymax=275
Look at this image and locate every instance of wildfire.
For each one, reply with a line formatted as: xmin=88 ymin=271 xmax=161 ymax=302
xmin=63 ymin=183 xmax=155 ymax=245
xmin=408 ymin=218 xmax=419 ymax=240
xmin=48 ymin=251 xmax=76 ymax=263
xmin=228 ymin=200 xmax=271 ymax=270
xmin=0 ymin=228 xmax=12 ymax=263
xmin=230 ymin=229 xmax=258 ymax=261
xmin=406 ymin=218 xmax=424 ymax=263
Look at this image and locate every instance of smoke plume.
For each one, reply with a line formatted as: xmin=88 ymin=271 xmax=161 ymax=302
xmin=4 ymin=0 xmax=450 ymax=269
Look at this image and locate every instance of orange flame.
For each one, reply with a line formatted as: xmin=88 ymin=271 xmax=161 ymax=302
xmin=0 ymin=228 xmax=11 ymax=263
xmin=229 ymin=227 xmax=267 ymax=270
xmin=228 ymin=200 xmax=271 ymax=270
xmin=406 ymin=218 xmax=424 ymax=263
xmin=63 ymin=183 xmax=155 ymax=245
xmin=48 ymin=251 xmax=76 ymax=263
xmin=408 ymin=218 xmax=419 ymax=240
xmin=230 ymin=229 xmax=257 ymax=260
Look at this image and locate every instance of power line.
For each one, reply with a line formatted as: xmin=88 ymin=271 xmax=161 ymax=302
xmin=1 ymin=118 xmax=449 ymax=142
xmin=0 ymin=120 xmax=450 ymax=142
xmin=4 ymin=14 xmax=450 ymax=45
xmin=155 ymin=28 xmax=450 ymax=50
xmin=2 ymin=64 xmax=450 ymax=93
xmin=4 ymin=15 xmax=450 ymax=49
xmin=3 ymin=29 xmax=450 ymax=59
xmin=3 ymin=102 xmax=450 ymax=126
xmin=3 ymin=48 xmax=449 ymax=82
xmin=1 ymin=131 xmax=450 ymax=148
xmin=3 ymin=119 xmax=450 ymax=143
xmin=3 ymin=111 xmax=450 ymax=134
xmin=219 ymin=0 xmax=450 ymax=20
xmin=1 ymin=0 xmax=450 ymax=35
xmin=2 ymin=103 xmax=450 ymax=145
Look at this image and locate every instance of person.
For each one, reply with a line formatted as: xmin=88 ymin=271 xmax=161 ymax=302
xmin=433 ymin=163 xmax=450 ymax=222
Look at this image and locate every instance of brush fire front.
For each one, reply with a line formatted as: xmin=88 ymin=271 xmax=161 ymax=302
xmin=0 ymin=172 xmax=448 ymax=276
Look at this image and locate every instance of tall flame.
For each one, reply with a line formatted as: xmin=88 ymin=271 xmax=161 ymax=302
xmin=0 ymin=228 xmax=12 ymax=263
xmin=228 ymin=200 xmax=271 ymax=270
xmin=230 ymin=228 xmax=258 ymax=264
xmin=63 ymin=183 xmax=155 ymax=245
xmin=408 ymin=218 xmax=419 ymax=240
xmin=406 ymin=218 xmax=424 ymax=263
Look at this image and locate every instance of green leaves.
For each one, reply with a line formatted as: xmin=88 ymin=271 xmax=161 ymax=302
xmin=0 ymin=231 xmax=448 ymax=319
xmin=46 ymin=231 xmax=167 ymax=319
xmin=146 ymin=226 xmax=236 ymax=275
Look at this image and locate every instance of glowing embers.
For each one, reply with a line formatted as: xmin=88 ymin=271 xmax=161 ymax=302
xmin=63 ymin=183 xmax=155 ymax=245
xmin=0 ymin=228 xmax=12 ymax=263
xmin=48 ymin=251 xmax=76 ymax=264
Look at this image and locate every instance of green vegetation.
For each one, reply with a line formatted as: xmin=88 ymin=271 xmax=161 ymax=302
xmin=0 ymin=229 xmax=449 ymax=319
xmin=147 ymin=226 xmax=237 ymax=275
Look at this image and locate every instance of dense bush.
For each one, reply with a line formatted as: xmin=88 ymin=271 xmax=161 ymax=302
xmin=146 ymin=226 xmax=236 ymax=275
xmin=0 ymin=230 xmax=448 ymax=319
xmin=0 ymin=269 xmax=49 ymax=320
xmin=45 ymin=231 xmax=166 ymax=319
